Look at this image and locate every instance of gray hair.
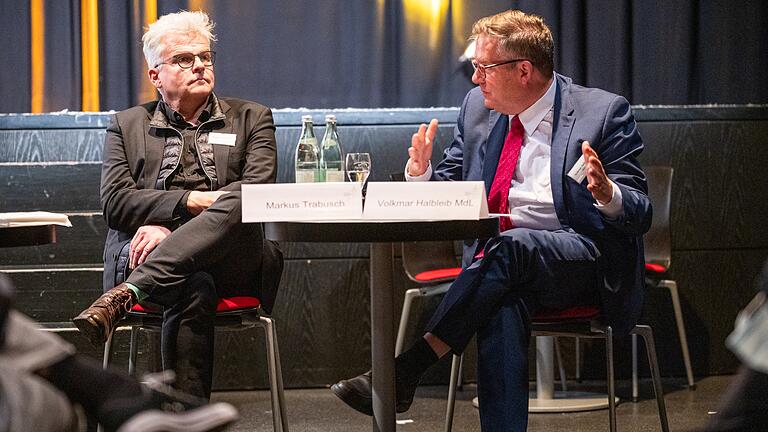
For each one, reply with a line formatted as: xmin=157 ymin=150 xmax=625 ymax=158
xmin=142 ymin=10 xmax=217 ymax=68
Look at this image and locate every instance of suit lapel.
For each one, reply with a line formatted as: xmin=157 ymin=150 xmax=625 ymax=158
xmin=212 ymin=98 xmax=232 ymax=188
xmin=481 ymin=111 xmax=508 ymax=195
xmin=550 ymin=74 xmax=576 ymax=221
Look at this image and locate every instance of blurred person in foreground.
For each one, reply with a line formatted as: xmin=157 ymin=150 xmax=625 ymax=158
xmin=332 ymin=9 xmax=651 ymax=431
xmin=704 ymin=259 xmax=768 ymax=432
xmin=73 ymin=10 xmax=282 ymax=400
xmin=0 ymin=274 xmax=238 ymax=432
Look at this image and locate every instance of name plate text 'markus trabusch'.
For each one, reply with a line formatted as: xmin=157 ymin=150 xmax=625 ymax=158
xmin=241 ymin=183 xmax=363 ymax=222
xmin=363 ymin=181 xmax=488 ymax=220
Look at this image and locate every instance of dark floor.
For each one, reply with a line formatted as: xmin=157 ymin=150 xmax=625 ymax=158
xmin=211 ymin=375 xmax=728 ymax=431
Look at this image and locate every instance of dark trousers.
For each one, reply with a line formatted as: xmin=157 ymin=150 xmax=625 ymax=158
xmin=426 ymin=228 xmax=601 ymax=432
xmin=126 ymin=192 xmax=267 ymax=399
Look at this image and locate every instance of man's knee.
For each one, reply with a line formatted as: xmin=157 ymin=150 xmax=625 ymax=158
xmin=177 ymin=272 xmax=218 ymax=316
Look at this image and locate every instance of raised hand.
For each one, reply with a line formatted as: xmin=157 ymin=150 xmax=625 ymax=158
xmin=407 ymin=119 xmax=439 ymax=177
xmin=581 ymin=141 xmax=613 ymax=204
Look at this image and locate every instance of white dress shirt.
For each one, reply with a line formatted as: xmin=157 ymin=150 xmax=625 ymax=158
xmin=407 ymin=79 xmax=623 ymax=229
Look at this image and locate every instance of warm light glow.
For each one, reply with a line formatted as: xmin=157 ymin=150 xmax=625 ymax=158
xmin=81 ymin=0 xmax=100 ymax=111
xmin=402 ymin=0 xmax=449 ymax=49
xmin=138 ymin=0 xmax=158 ymax=103
xmin=30 ymin=0 xmax=44 ymax=113
xmin=188 ymin=0 xmax=208 ymax=12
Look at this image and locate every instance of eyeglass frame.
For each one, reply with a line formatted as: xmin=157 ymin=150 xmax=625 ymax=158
xmin=471 ymin=58 xmax=532 ymax=77
xmin=154 ymin=50 xmax=217 ymax=70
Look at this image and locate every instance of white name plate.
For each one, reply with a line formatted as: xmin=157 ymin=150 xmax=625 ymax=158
xmin=363 ymin=181 xmax=488 ymax=220
xmin=242 ymin=183 xmax=362 ymax=222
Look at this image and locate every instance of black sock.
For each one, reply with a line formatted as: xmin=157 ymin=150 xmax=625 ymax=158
xmin=395 ymin=337 xmax=439 ymax=381
xmin=44 ymin=355 xmax=152 ymax=430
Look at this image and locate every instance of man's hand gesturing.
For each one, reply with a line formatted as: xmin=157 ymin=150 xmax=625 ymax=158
xmin=407 ymin=119 xmax=439 ymax=177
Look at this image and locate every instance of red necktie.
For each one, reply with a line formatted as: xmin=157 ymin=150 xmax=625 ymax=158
xmin=487 ymin=116 xmax=525 ymax=232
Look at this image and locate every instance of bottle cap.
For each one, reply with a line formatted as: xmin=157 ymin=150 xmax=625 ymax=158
xmin=301 ymin=115 xmax=313 ymax=123
xmin=325 ymin=114 xmax=337 ymax=122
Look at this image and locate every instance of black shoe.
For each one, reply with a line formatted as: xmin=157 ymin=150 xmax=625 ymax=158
xmin=72 ymin=283 xmax=135 ymax=345
xmin=331 ymin=370 xmax=420 ymax=416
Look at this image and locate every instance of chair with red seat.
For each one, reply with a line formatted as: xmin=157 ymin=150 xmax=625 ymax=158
xmin=101 ymin=296 xmax=289 ymax=432
xmin=440 ymin=302 xmax=670 ymax=432
xmin=573 ymin=166 xmax=694 ymax=400
xmin=635 ymin=166 xmax=694 ymax=397
xmin=528 ymin=306 xmax=669 ymax=432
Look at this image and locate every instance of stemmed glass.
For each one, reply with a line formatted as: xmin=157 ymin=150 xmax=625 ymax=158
xmin=345 ymin=152 xmax=371 ymax=185
xmin=346 ymin=153 xmax=371 ymax=202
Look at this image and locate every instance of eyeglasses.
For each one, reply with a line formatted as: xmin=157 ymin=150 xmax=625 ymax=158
xmin=471 ymin=58 xmax=531 ymax=78
xmin=155 ymin=51 xmax=216 ymax=69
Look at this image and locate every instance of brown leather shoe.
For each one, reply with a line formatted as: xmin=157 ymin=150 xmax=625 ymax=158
xmin=72 ymin=283 xmax=136 ymax=345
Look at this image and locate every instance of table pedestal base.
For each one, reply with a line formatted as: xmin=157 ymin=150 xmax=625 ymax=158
xmin=528 ymin=391 xmax=615 ymax=412
xmin=528 ymin=336 xmax=617 ymax=413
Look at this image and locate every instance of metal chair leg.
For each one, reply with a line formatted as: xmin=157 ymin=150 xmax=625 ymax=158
xmin=633 ymin=325 xmax=670 ymax=432
xmin=604 ymin=326 xmax=617 ymax=432
xmin=661 ymin=280 xmax=695 ymax=389
xmin=272 ymin=319 xmax=289 ymax=432
xmin=128 ymin=326 xmax=139 ymax=377
xmin=396 ymin=289 xmax=419 ymax=356
xmin=575 ymin=336 xmax=582 ymax=383
xmin=553 ymin=337 xmax=568 ymax=391
xmin=259 ymin=316 xmax=288 ymax=432
xmin=260 ymin=315 xmax=289 ymax=432
xmin=632 ymin=333 xmax=639 ymax=402
xmin=443 ymin=354 xmax=462 ymax=432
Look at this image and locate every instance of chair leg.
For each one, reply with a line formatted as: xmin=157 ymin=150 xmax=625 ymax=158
xmin=443 ymin=354 xmax=463 ymax=432
xmin=604 ymin=326 xmax=617 ymax=432
xmin=260 ymin=315 xmax=289 ymax=432
xmin=575 ymin=337 xmax=582 ymax=383
xmin=272 ymin=322 xmax=289 ymax=432
xmin=128 ymin=326 xmax=139 ymax=377
xmin=632 ymin=333 xmax=639 ymax=402
xmin=395 ymin=288 xmax=420 ymax=356
xmin=661 ymin=280 xmax=695 ymax=389
xmin=553 ymin=337 xmax=568 ymax=391
xmin=632 ymin=325 xmax=670 ymax=432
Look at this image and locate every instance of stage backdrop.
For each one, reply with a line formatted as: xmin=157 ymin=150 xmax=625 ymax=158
xmin=2 ymin=0 xmax=767 ymax=113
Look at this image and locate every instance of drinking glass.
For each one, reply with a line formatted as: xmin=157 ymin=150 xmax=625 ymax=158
xmin=345 ymin=153 xmax=371 ymax=185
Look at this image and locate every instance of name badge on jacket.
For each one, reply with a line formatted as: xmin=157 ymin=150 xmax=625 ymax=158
xmin=209 ymin=132 xmax=237 ymax=146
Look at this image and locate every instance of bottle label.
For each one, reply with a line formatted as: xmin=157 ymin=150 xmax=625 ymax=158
xmin=295 ymin=170 xmax=316 ymax=183
xmin=325 ymin=170 xmax=345 ymax=182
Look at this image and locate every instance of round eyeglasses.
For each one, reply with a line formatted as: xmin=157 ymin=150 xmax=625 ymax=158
xmin=155 ymin=51 xmax=216 ymax=70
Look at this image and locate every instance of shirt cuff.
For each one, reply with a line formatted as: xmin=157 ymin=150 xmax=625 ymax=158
xmin=404 ymin=160 xmax=432 ymax=182
xmin=593 ymin=180 xmax=624 ymax=219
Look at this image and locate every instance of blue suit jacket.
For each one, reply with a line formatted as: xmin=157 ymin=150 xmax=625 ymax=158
xmin=433 ymin=73 xmax=652 ymax=336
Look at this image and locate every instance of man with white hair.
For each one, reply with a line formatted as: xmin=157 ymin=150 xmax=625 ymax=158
xmin=73 ymin=10 xmax=282 ymax=400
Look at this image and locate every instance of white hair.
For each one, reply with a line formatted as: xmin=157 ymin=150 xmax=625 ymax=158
xmin=142 ymin=10 xmax=217 ymax=68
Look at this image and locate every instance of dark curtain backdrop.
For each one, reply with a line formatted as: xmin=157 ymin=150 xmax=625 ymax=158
xmin=2 ymin=0 xmax=767 ymax=113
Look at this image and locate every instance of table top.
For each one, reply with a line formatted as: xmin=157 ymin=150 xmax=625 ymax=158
xmin=264 ymin=218 xmax=499 ymax=243
xmin=0 ymin=225 xmax=57 ymax=248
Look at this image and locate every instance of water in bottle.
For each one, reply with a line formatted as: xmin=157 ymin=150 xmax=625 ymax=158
xmin=320 ymin=114 xmax=344 ymax=182
xmin=295 ymin=115 xmax=320 ymax=183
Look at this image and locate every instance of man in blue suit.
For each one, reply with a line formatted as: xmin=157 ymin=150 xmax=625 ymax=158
xmin=332 ymin=9 xmax=651 ymax=430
